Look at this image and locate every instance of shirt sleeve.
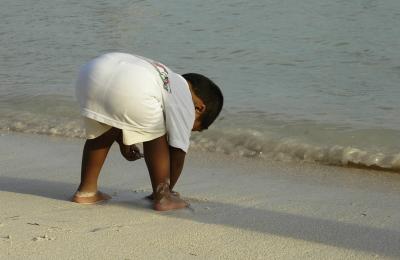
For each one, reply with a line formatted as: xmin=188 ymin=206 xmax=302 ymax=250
xmin=163 ymin=73 xmax=195 ymax=153
xmin=165 ymin=99 xmax=195 ymax=153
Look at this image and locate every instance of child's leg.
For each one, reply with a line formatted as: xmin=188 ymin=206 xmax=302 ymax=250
xmin=143 ymin=135 xmax=188 ymax=211
xmin=72 ymin=127 xmax=120 ymax=204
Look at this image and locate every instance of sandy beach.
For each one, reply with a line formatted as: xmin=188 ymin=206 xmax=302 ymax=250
xmin=0 ymin=133 xmax=399 ymax=259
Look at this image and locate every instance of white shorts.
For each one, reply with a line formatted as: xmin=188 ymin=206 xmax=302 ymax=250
xmin=76 ymin=53 xmax=167 ymax=145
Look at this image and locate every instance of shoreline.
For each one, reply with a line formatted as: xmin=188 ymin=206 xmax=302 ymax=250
xmin=1 ymin=133 xmax=400 ymax=259
xmin=2 ymin=128 xmax=400 ymax=175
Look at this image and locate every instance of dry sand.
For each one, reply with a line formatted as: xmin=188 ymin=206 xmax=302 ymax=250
xmin=0 ymin=133 xmax=399 ymax=259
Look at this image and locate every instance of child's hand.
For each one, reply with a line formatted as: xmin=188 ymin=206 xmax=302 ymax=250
xmin=119 ymin=143 xmax=142 ymax=161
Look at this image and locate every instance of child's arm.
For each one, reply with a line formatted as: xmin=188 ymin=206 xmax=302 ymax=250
xmin=169 ymin=146 xmax=186 ymax=190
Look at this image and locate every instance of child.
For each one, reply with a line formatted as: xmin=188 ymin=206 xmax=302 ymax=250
xmin=72 ymin=52 xmax=223 ymax=211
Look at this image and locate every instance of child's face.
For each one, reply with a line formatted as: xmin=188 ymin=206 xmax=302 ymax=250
xmin=188 ymin=83 xmax=207 ymax=132
xmin=192 ymin=118 xmax=204 ymax=132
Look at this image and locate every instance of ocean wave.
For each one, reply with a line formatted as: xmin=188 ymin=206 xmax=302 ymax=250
xmin=0 ymin=113 xmax=85 ymax=139
xmin=2 ymin=116 xmax=400 ymax=172
xmin=191 ymin=129 xmax=400 ymax=172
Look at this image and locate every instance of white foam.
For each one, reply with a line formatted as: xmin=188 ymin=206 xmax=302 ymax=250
xmin=191 ymin=129 xmax=400 ymax=172
xmin=2 ymin=113 xmax=400 ymax=172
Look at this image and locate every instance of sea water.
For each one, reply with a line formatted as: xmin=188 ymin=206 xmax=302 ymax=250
xmin=1 ymin=0 xmax=400 ymax=171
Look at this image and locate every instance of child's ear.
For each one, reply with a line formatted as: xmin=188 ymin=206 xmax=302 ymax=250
xmin=195 ymin=104 xmax=206 ymax=114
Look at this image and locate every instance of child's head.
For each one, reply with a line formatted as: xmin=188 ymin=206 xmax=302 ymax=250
xmin=182 ymin=73 xmax=223 ymax=131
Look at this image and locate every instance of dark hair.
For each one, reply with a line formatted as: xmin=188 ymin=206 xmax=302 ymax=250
xmin=182 ymin=73 xmax=223 ymax=129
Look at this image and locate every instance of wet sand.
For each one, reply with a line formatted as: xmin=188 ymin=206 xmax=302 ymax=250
xmin=1 ymin=133 xmax=399 ymax=259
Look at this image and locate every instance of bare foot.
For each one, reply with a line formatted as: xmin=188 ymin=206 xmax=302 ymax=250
xmin=154 ymin=195 xmax=188 ymax=211
xmin=71 ymin=191 xmax=111 ymax=205
xmin=145 ymin=190 xmax=180 ymax=201
xmin=153 ymin=184 xmax=188 ymax=211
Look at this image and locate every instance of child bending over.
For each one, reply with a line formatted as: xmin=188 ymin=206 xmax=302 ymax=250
xmin=72 ymin=53 xmax=223 ymax=211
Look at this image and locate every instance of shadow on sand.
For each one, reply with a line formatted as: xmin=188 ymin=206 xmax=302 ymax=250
xmin=1 ymin=176 xmax=399 ymax=258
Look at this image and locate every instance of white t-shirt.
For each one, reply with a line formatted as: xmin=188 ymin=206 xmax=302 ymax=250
xmin=76 ymin=52 xmax=195 ymax=152
xmin=147 ymin=57 xmax=196 ymax=152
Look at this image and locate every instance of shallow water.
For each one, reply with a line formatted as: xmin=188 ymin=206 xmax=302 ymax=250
xmin=1 ymin=0 xmax=400 ymax=171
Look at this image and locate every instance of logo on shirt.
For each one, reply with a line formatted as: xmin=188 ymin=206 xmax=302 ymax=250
xmin=152 ymin=62 xmax=171 ymax=93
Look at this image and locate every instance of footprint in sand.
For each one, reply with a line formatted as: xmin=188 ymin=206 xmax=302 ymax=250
xmin=1 ymin=235 xmax=11 ymax=240
xmin=90 ymin=227 xmax=107 ymax=232
xmin=32 ymin=234 xmax=55 ymax=241
xmin=90 ymin=225 xmax=124 ymax=233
